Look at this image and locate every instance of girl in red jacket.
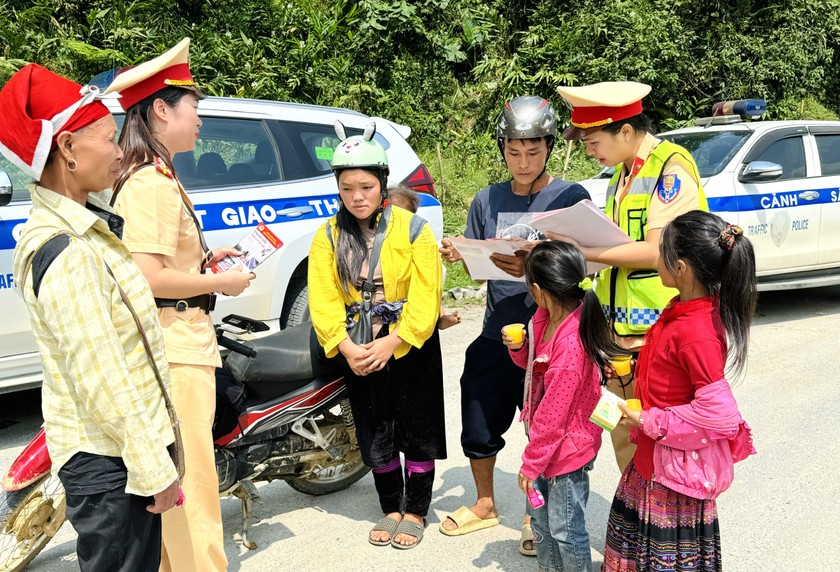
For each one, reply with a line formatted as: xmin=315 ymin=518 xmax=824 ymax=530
xmin=603 ymin=210 xmax=757 ymax=572
xmin=503 ymin=241 xmax=623 ymax=572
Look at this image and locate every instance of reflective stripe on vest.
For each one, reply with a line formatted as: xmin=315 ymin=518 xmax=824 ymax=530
xmin=595 ymin=140 xmax=708 ymax=337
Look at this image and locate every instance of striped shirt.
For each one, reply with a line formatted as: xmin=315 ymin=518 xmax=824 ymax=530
xmin=12 ymin=184 xmax=177 ymax=496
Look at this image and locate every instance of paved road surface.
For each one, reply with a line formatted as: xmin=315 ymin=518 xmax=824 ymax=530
xmin=2 ymin=286 xmax=838 ymax=571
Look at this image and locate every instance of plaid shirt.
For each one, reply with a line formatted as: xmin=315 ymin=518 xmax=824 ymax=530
xmin=13 ymin=185 xmax=177 ymax=496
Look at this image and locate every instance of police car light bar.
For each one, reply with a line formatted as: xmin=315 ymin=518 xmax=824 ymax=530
xmin=712 ymin=99 xmax=767 ymax=120
xmin=695 ymin=99 xmax=767 ymax=127
xmin=694 ymin=115 xmax=743 ymax=127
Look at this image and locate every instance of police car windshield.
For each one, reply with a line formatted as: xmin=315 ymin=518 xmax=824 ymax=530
xmin=660 ymin=130 xmax=752 ymax=178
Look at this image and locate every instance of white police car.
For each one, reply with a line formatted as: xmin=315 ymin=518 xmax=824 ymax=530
xmin=578 ymin=100 xmax=840 ymax=291
xmin=0 ymin=96 xmax=442 ymax=394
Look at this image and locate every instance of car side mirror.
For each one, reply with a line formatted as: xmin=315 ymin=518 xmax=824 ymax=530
xmin=0 ymin=169 xmax=12 ymax=206
xmin=739 ymin=161 xmax=783 ymax=183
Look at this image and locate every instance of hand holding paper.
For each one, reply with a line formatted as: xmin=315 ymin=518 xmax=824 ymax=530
xmin=447 ymin=236 xmax=533 ymax=282
xmin=521 ymin=199 xmax=632 ymax=273
xmin=211 ymin=223 xmax=283 ymax=274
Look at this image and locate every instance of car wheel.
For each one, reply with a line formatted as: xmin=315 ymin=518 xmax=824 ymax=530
xmin=280 ymin=277 xmax=310 ymax=329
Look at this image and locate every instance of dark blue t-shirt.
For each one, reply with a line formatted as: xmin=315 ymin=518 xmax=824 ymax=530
xmin=465 ymin=178 xmax=590 ymax=339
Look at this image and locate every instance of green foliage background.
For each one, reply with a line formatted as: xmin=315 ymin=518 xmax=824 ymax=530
xmin=3 ymin=0 xmax=840 ymax=288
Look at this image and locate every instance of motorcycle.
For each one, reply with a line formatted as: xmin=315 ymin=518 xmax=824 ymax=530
xmin=0 ymin=317 xmax=367 ymax=571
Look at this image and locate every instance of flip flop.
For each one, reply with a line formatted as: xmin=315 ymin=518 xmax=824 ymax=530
xmin=391 ymin=518 xmax=426 ymax=550
xmin=438 ymin=506 xmax=501 ymax=537
xmin=519 ymin=523 xmax=537 ymax=556
xmin=369 ymin=515 xmax=401 ymax=546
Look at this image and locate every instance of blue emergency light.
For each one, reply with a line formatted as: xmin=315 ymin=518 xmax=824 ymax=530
xmin=711 ymin=99 xmax=767 ymax=120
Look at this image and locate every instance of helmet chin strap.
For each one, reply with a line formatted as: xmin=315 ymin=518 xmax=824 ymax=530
xmin=370 ymin=172 xmax=389 ymax=228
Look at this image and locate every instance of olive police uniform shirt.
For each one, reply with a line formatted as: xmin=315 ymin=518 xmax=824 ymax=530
xmin=12 ymin=184 xmax=177 ymax=497
xmin=613 ymin=132 xmax=701 ymax=231
xmin=114 ymin=163 xmax=221 ymax=367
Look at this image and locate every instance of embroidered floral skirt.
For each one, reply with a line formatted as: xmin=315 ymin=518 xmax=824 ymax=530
xmin=602 ymin=461 xmax=721 ymax=572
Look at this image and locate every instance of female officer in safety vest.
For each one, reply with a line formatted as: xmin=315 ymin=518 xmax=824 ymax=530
xmin=552 ymin=81 xmax=708 ymax=472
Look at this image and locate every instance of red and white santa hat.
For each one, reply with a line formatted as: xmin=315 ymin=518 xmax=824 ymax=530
xmin=0 ymin=63 xmax=111 ymax=181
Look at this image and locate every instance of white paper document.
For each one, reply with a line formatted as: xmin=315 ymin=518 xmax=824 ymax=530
xmin=448 ymin=236 xmax=531 ymax=282
xmin=524 ymin=199 xmax=631 ymax=248
xmin=210 ymin=222 xmax=283 ymax=274
xmin=522 ymin=199 xmax=632 ymax=273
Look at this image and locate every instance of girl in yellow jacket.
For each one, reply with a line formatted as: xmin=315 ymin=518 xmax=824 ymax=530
xmin=309 ymin=122 xmax=445 ymax=550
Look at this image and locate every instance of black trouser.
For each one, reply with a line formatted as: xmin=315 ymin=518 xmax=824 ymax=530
xmin=460 ymin=334 xmax=525 ymax=459
xmin=344 ymin=328 xmax=446 ymax=518
xmin=372 ymin=465 xmax=436 ymax=517
xmin=58 ymin=453 xmax=161 ymax=572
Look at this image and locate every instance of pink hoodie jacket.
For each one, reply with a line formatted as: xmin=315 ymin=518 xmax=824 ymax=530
xmin=638 ymin=379 xmax=756 ymax=500
xmin=510 ymin=306 xmax=602 ymax=481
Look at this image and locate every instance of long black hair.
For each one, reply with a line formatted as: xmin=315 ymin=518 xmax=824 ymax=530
xmin=333 ymin=167 xmax=385 ymax=293
xmin=113 ymin=86 xmax=193 ymax=197
xmin=660 ymin=210 xmax=757 ymax=376
xmin=525 ymin=241 xmax=625 ymax=367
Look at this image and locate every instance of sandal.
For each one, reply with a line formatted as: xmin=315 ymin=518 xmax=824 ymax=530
xmin=369 ymin=515 xmax=401 ymax=546
xmin=519 ymin=523 xmax=537 ymax=557
xmin=391 ymin=518 xmax=426 ymax=550
xmin=438 ymin=506 xmax=501 ymax=536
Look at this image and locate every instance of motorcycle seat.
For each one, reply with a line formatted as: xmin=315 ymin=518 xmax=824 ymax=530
xmin=224 ymin=322 xmax=340 ymax=387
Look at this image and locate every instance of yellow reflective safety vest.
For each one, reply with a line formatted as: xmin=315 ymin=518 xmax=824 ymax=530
xmin=595 ymin=140 xmax=708 ymax=337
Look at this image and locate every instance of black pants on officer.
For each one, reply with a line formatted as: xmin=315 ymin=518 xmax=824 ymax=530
xmin=58 ymin=453 xmax=161 ymax=572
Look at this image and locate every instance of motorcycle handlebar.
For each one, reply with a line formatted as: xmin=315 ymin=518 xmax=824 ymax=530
xmin=217 ymin=334 xmax=257 ymax=358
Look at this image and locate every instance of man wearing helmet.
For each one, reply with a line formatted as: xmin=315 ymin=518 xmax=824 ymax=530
xmin=438 ymin=97 xmax=589 ymax=551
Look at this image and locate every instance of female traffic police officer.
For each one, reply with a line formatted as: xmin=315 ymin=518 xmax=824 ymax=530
xmin=553 ymin=82 xmax=708 ymax=472
xmin=105 ymin=38 xmax=254 ymax=571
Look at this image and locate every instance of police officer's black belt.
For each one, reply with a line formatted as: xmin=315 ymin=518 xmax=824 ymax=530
xmin=155 ymin=294 xmax=216 ymax=313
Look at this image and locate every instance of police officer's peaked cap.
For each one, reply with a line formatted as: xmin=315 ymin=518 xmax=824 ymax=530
xmin=557 ymin=81 xmax=651 ymax=140
xmin=105 ymin=38 xmax=204 ymax=111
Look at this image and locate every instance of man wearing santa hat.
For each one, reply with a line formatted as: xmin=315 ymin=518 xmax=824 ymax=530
xmin=3 ymin=63 xmax=181 ymax=571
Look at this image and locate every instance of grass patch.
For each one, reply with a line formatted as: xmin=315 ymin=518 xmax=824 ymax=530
xmin=443 ymin=260 xmax=477 ymax=290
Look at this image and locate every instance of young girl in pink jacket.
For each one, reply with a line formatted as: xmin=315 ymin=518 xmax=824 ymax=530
xmin=503 ymin=241 xmax=624 ymax=572
xmin=603 ymin=210 xmax=757 ymax=572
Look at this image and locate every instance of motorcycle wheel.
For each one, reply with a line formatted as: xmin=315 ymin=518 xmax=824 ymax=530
xmin=0 ymin=474 xmax=66 ymax=572
xmin=286 ymin=458 xmax=370 ymax=496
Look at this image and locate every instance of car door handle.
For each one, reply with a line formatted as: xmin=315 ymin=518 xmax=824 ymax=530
xmin=275 ymin=206 xmax=315 ymax=218
xmin=798 ymin=191 xmax=820 ymax=201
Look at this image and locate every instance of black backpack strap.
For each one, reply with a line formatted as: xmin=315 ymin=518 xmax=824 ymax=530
xmin=325 ymin=219 xmax=334 ymax=250
xmin=30 ymin=234 xmax=72 ymax=298
xmin=407 ymin=214 xmax=427 ymax=244
xmin=367 ymin=206 xmax=390 ymax=274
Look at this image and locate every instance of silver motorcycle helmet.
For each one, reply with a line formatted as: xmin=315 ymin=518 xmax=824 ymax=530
xmin=495 ymin=95 xmax=558 ymax=156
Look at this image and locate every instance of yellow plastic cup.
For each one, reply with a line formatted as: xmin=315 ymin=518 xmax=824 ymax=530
xmin=502 ymin=323 xmax=526 ymax=344
xmin=610 ymin=355 xmax=632 ymax=377
xmin=625 ymin=398 xmax=642 ymax=412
